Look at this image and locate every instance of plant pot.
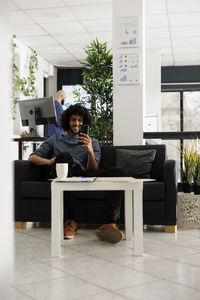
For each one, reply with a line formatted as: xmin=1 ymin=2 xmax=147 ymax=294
xmin=177 ymin=193 xmax=200 ymax=229
xmin=182 ymin=183 xmax=192 ymax=193
xmin=194 ymin=185 xmax=200 ymax=195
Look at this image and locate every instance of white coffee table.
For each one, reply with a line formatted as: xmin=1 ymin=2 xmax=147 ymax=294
xmin=51 ymin=177 xmax=146 ymax=257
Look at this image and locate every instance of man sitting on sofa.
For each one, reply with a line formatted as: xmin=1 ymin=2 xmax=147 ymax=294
xmin=28 ymin=103 xmax=125 ymax=244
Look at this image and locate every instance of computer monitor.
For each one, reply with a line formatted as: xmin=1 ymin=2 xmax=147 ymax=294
xmin=19 ymin=96 xmax=57 ymax=137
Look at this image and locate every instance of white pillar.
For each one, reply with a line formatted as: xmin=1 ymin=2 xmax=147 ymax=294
xmin=145 ymin=49 xmax=161 ymax=131
xmin=112 ymin=0 xmax=145 ymax=145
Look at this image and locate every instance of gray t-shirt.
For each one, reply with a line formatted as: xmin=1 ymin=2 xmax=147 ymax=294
xmin=32 ymin=132 xmax=101 ymax=171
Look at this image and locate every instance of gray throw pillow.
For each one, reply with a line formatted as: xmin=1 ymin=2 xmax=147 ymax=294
xmin=116 ymin=149 xmax=157 ymax=178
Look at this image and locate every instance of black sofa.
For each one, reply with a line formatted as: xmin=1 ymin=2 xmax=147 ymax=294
xmin=14 ymin=144 xmax=177 ymax=231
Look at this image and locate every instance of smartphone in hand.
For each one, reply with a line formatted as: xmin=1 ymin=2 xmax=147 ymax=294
xmin=78 ymin=125 xmax=89 ymax=145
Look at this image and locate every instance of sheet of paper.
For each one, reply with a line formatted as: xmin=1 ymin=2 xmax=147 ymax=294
xmin=54 ymin=177 xmax=96 ymax=182
xmin=95 ymin=177 xmax=155 ymax=182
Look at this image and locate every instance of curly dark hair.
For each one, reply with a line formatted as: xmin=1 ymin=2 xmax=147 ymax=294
xmin=60 ymin=103 xmax=92 ymax=131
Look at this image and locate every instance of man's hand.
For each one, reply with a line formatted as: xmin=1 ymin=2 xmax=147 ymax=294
xmin=48 ymin=157 xmax=56 ymax=165
xmin=77 ymin=133 xmax=98 ymax=170
xmin=77 ymin=133 xmax=93 ymax=153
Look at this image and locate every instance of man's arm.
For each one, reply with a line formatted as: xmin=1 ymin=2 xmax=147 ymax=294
xmin=77 ymin=133 xmax=99 ymax=170
xmin=28 ymin=154 xmax=56 ymax=166
xmin=87 ymin=148 xmax=98 ymax=170
xmin=55 ymin=101 xmax=63 ymax=127
xmin=28 ymin=136 xmax=55 ymax=165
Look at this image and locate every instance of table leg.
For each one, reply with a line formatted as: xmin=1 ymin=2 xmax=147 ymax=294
xmin=51 ymin=189 xmax=63 ymax=257
xmin=133 ymin=184 xmax=143 ymax=256
xmin=60 ymin=193 xmax=64 ymax=243
xmin=19 ymin=141 xmax=22 ymax=160
xmin=124 ymin=190 xmax=133 ymax=240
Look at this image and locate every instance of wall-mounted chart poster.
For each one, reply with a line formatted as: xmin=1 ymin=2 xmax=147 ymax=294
xmin=118 ymin=53 xmax=139 ymax=84
xmin=118 ymin=16 xmax=139 ymax=48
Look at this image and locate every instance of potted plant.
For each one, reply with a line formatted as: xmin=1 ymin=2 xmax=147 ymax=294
xmin=179 ymin=144 xmax=194 ymax=193
xmin=73 ymin=38 xmax=113 ymax=146
xmin=193 ymin=151 xmax=200 ymax=194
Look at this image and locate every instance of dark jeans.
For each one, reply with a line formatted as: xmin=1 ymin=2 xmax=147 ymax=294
xmin=49 ymin=152 xmax=125 ymax=224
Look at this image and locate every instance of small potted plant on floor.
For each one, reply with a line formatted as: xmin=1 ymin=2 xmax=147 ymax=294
xmin=193 ymin=151 xmax=200 ymax=194
xmin=179 ymin=144 xmax=194 ymax=193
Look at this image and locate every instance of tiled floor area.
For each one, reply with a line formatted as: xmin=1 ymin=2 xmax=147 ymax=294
xmin=10 ymin=224 xmax=200 ymax=300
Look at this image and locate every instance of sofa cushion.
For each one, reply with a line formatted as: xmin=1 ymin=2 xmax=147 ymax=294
xmin=143 ymin=182 xmax=165 ymax=200
xmin=115 ymin=149 xmax=157 ymax=178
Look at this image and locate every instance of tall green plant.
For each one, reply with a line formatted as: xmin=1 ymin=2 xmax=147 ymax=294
xmin=74 ymin=39 xmax=113 ymax=146
xmin=193 ymin=151 xmax=200 ymax=185
xmin=179 ymin=144 xmax=194 ymax=184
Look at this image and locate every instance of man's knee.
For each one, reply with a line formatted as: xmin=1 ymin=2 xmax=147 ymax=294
xmin=56 ymin=152 xmax=73 ymax=167
xmin=104 ymin=167 xmax=125 ymax=177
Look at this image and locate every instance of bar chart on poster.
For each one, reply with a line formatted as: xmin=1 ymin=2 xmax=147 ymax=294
xmin=118 ymin=53 xmax=139 ymax=84
xmin=118 ymin=16 xmax=139 ymax=48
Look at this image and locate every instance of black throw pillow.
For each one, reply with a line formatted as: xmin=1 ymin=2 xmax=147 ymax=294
xmin=115 ymin=149 xmax=157 ymax=178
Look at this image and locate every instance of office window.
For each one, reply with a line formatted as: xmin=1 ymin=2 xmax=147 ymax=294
xmin=161 ymin=92 xmax=180 ymax=131
xmin=161 ymin=92 xmax=181 ymax=180
xmin=184 ymin=91 xmax=200 ymax=131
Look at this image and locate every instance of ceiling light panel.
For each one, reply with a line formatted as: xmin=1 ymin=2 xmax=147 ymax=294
xmin=18 ymin=35 xmax=58 ymax=47
xmin=9 ymin=11 xmax=34 ymax=25
xmin=174 ymin=54 xmax=200 ymax=65
xmin=64 ymin=0 xmax=111 ymax=5
xmin=64 ymin=44 xmax=86 ymax=54
xmin=47 ymin=57 xmax=80 ymax=66
xmin=169 ymin=13 xmax=200 ymax=27
xmin=167 ymin=0 xmax=200 ymax=13
xmin=172 ymin=36 xmax=200 ymax=47
xmin=41 ymin=21 xmax=86 ymax=35
xmin=171 ymin=26 xmax=200 ymax=37
xmin=25 ymin=7 xmax=76 ymax=24
xmin=173 ymin=46 xmax=200 ymax=54
xmin=8 ymin=1 xmax=19 ymax=10
xmin=12 ymin=0 xmax=66 ymax=10
xmin=145 ymin=0 xmax=166 ymax=15
xmin=55 ymin=32 xmax=92 ymax=45
xmin=81 ymin=18 xmax=112 ymax=32
xmin=146 ymin=14 xmax=168 ymax=28
xmin=43 ymin=53 xmax=75 ymax=61
xmin=91 ymin=31 xmax=112 ymax=42
xmin=146 ymin=38 xmax=171 ymax=48
xmin=53 ymin=60 xmax=82 ymax=67
xmin=33 ymin=45 xmax=68 ymax=55
xmin=9 ymin=24 xmax=46 ymax=37
xmin=70 ymin=3 xmax=112 ymax=20
xmin=146 ymin=28 xmax=170 ymax=39
xmin=72 ymin=53 xmax=87 ymax=60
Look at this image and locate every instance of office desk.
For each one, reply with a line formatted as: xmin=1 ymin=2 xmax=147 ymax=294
xmin=13 ymin=137 xmax=47 ymax=159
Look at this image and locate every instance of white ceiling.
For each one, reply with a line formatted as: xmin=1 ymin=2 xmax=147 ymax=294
xmin=8 ymin=0 xmax=200 ymax=67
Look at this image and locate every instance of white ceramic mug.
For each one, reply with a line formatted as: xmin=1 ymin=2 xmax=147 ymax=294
xmin=56 ymin=163 xmax=68 ymax=179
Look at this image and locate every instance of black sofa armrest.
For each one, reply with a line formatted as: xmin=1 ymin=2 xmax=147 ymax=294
xmin=164 ymin=160 xmax=177 ymax=225
xmin=14 ymin=160 xmax=50 ymax=221
xmin=14 ymin=160 xmax=49 ymax=181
